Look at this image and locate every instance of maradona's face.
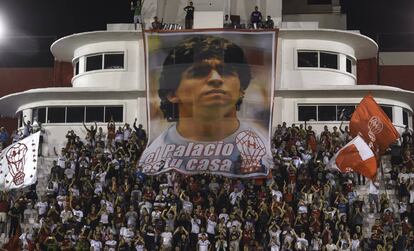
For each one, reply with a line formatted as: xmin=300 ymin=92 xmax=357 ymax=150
xmin=169 ymin=58 xmax=243 ymax=117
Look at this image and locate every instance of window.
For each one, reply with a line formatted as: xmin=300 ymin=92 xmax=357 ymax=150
xmin=318 ymin=106 xmax=336 ymax=121
xmin=298 ymin=106 xmax=317 ymax=121
xmin=105 ymin=106 xmax=123 ymax=122
xmin=66 ymin=107 xmax=85 ymax=123
xmin=32 ymin=107 xmax=46 ymax=124
xmin=86 ymin=107 xmax=104 ymax=122
xmin=18 ymin=112 xmax=23 ymax=128
xmin=380 ymin=105 xmax=393 ymax=121
xmin=336 ymin=105 xmax=355 ymax=121
xmin=104 ymin=54 xmax=124 ymax=69
xmin=403 ymin=109 xmax=409 ymax=126
xmin=86 ymin=55 xmax=103 ymax=72
xmin=308 ymin=0 xmax=331 ymax=4
xmin=346 ymin=57 xmax=354 ymax=74
xmin=320 ymin=52 xmax=338 ymax=69
xmin=298 ymin=51 xmax=318 ymax=67
xmin=74 ymin=60 xmax=80 ymax=75
xmin=48 ymin=107 xmax=66 ymax=123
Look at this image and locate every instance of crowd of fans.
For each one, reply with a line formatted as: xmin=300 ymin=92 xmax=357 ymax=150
xmin=0 ymin=121 xmax=413 ymax=250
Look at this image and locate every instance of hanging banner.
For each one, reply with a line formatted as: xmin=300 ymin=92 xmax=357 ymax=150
xmin=0 ymin=132 xmax=40 ymax=190
xmin=140 ymin=30 xmax=277 ymax=178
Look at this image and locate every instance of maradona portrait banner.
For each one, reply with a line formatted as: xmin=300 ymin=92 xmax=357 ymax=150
xmin=140 ymin=30 xmax=277 ymax=178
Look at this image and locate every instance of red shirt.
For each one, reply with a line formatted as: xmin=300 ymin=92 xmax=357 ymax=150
xmin=0 ymin=200 xmax=8 ymax=212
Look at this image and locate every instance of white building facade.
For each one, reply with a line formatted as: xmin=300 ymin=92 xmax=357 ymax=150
xmin=0 ymin=1 xmax=413 ymax=156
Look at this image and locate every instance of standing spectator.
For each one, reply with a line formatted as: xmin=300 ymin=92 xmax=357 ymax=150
xmin=265 ymin=16 xmax=274 ymax=29
xmin=22 ymin=119 xmax=32 ymax=138
xmin=151 ymin=16 xmax=162 ymax=30
xmin=184 ymin=1 xmax=195 ymax=29
xmin=0 ymin=193 xmax=8 ymax=236
xmin=368 ymin=179 xmax=380 ymax=213
xmin=131 ymin=0 xmax=144 ymax=30
xmin=133 ymin=118 xmax=147 ymax=140
xmin=0 ymin=127 xmax=9 ymax=147
xmin=223 ymin=14 xmax=232 ymax=28
xmin=8 ymin=202 xmax=20 ymax=238
xmin=250 ymin=6 xmax=263 ymax=28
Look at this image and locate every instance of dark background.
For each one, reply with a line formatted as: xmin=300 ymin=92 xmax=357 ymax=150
xmin=0 ymin=0 xmax=413 ymax=67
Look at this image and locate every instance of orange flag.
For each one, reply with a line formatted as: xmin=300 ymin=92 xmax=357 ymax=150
xmin=329 ymin=135 xmax=377 ymax=179
xmin=350 ymin=95 xmax=400 ymax=155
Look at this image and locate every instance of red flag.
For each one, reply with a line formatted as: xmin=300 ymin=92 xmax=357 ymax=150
xmin=329 ymin=135 xmax=377 ymax=179
xmin=350 ymin=95 xmax=400 ymax=154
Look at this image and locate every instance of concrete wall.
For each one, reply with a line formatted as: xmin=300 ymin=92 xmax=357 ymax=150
xmin=283 ymin=13 xmax=346 ymax=30
xmin=72 ymin=40 xmax=145 ymax=90
xmin=279 ymin=38 xmax=357 ymax=89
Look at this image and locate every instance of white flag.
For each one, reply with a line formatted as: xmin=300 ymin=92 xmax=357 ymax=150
xmin=328 ymin=135 xmax=377 ymax=179
xmin=0 ymin=132 xmax=40 ymax=190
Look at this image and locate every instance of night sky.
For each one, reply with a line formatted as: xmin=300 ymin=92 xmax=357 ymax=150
xmin=0 ymin=0 xmax=413 ymax=67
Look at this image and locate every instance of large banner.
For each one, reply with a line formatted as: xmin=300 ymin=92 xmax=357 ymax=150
xmin=0 ymin=132 xmax=40 ymax=190
xmin=140 ymin=30 xmax=276 ymax=178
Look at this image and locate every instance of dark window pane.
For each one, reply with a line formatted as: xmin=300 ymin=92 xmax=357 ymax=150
xmin=48 ymin=107 xmax=66 ymax=123
xmin=298 ymin=51 xmax=318 ymax=67
xmin=318 ymin=106 xmax=336 ymax=121
xmin=308 ymin=0 xmax=331 ymax=4
xmin=403 ymin=109 xmax=409 ymax=126
xmin=104 ymin=54 xmax=124 ymax=69
xmin=33 ymin=108 xmax=47 ymax=124
xmin=18 ymin=112 xmax=23 ymax=127
xmin=337 ymin=105 xmax=355 ymax=121
xmin=320 ymin=52 xmax=338 ymax=69
xmin=86 ymin=107 xmax=104 ymax=122
xmin=105 ymin=106 xmax=123 ymax=122
xmin=86 ymin=55 xmax=102 ymax=72
xmin=346 ymin=58 xmax=352 ymax=73
xmin=380 ymin=106 xmax=393 ymax=121
xmin=67 ymin=107 xmax=85 ymax=123
xmin=75 ymin=61 xmax=79 ymax=75
xmin=298 ymin=106 xmax=317 ymax=121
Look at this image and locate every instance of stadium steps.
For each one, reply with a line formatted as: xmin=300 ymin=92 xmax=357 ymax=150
xmin=357 ymin=154 xmax=399 ymax=236
xmin=35 ymin=156 xmax=54 ymax=196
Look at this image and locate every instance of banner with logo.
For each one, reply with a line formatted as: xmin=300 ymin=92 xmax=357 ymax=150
xmin=140 ymin=30 xmax=277 ymax=178
xmin=0 ymin=132 xmax=40 ymax=190
xmin=350 ymin=95 xmax=400 ymax=155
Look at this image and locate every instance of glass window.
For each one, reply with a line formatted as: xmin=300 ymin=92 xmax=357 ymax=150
xmin=403 ymin=109 xmax=409 ymax=126
xmin=298 ymin=106 xmax=317 ymax=121
xmin=86 ymin=107 xmax=104 ymax=122
xmin=48 ymin=107 xmax=66 ymax=123
xmin=346 ymin=57 xmax=353 ymax=74
xmin=18 ymin=112 xmax=23 ymax=128
xmin=74 ymin=60 xmax=79 ymax=75
xmin=337 ymin=105 xmax=355 ymax=121
xmin=33 ymin=108 xmax=46 ymax=124
xmin=86 ymin=55 xmax=103 ymax=72
xmin=105 ymin=106 xmax=123 ymax=122
xmin=298 ymin=51 xmax=318 ymax=68
xmin=380 ymin=105 xmax=393 ymax=121
xmin=67 ymin=107 xmax=85 ymax=123
xmin=318 ymin=106 xmax=336 ymax=121
xmin=320 ymin=52 xmax=338 ymax=69
xmin=308 ymin=0 xmax=331 ymax=4
xmin=104 ymin=54 xmax=124 ymax=69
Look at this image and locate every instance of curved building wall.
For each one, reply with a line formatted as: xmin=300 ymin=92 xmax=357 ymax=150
xmin=72 ymin=40 xmax=145 ymax=90
xmin=279 ymin=38 xmax=357 ymax=89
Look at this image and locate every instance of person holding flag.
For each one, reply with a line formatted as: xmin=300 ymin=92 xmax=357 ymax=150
xmin=329 ymin=95 xmax=400 ymax=180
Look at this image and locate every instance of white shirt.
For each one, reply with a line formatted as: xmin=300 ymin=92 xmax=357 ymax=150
xmin=207 ymin=219 xmax=217 ymax=234
xmin=191 ymin=218 xmax=201 ymax=233
xmin=90 ymin=240 xmax=102 ymax=251
xmin=35 ymin=201 xmax=48 ymax=215
xmin=369 ymin=181 xmax=379 ymax=195
xmin=219 ymin=213 xmax=229 ymax=223
xmin=198 ymin=239 xmax=210 ymax=251
xmin=161 ymin=231 xmax=173 ymax=246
